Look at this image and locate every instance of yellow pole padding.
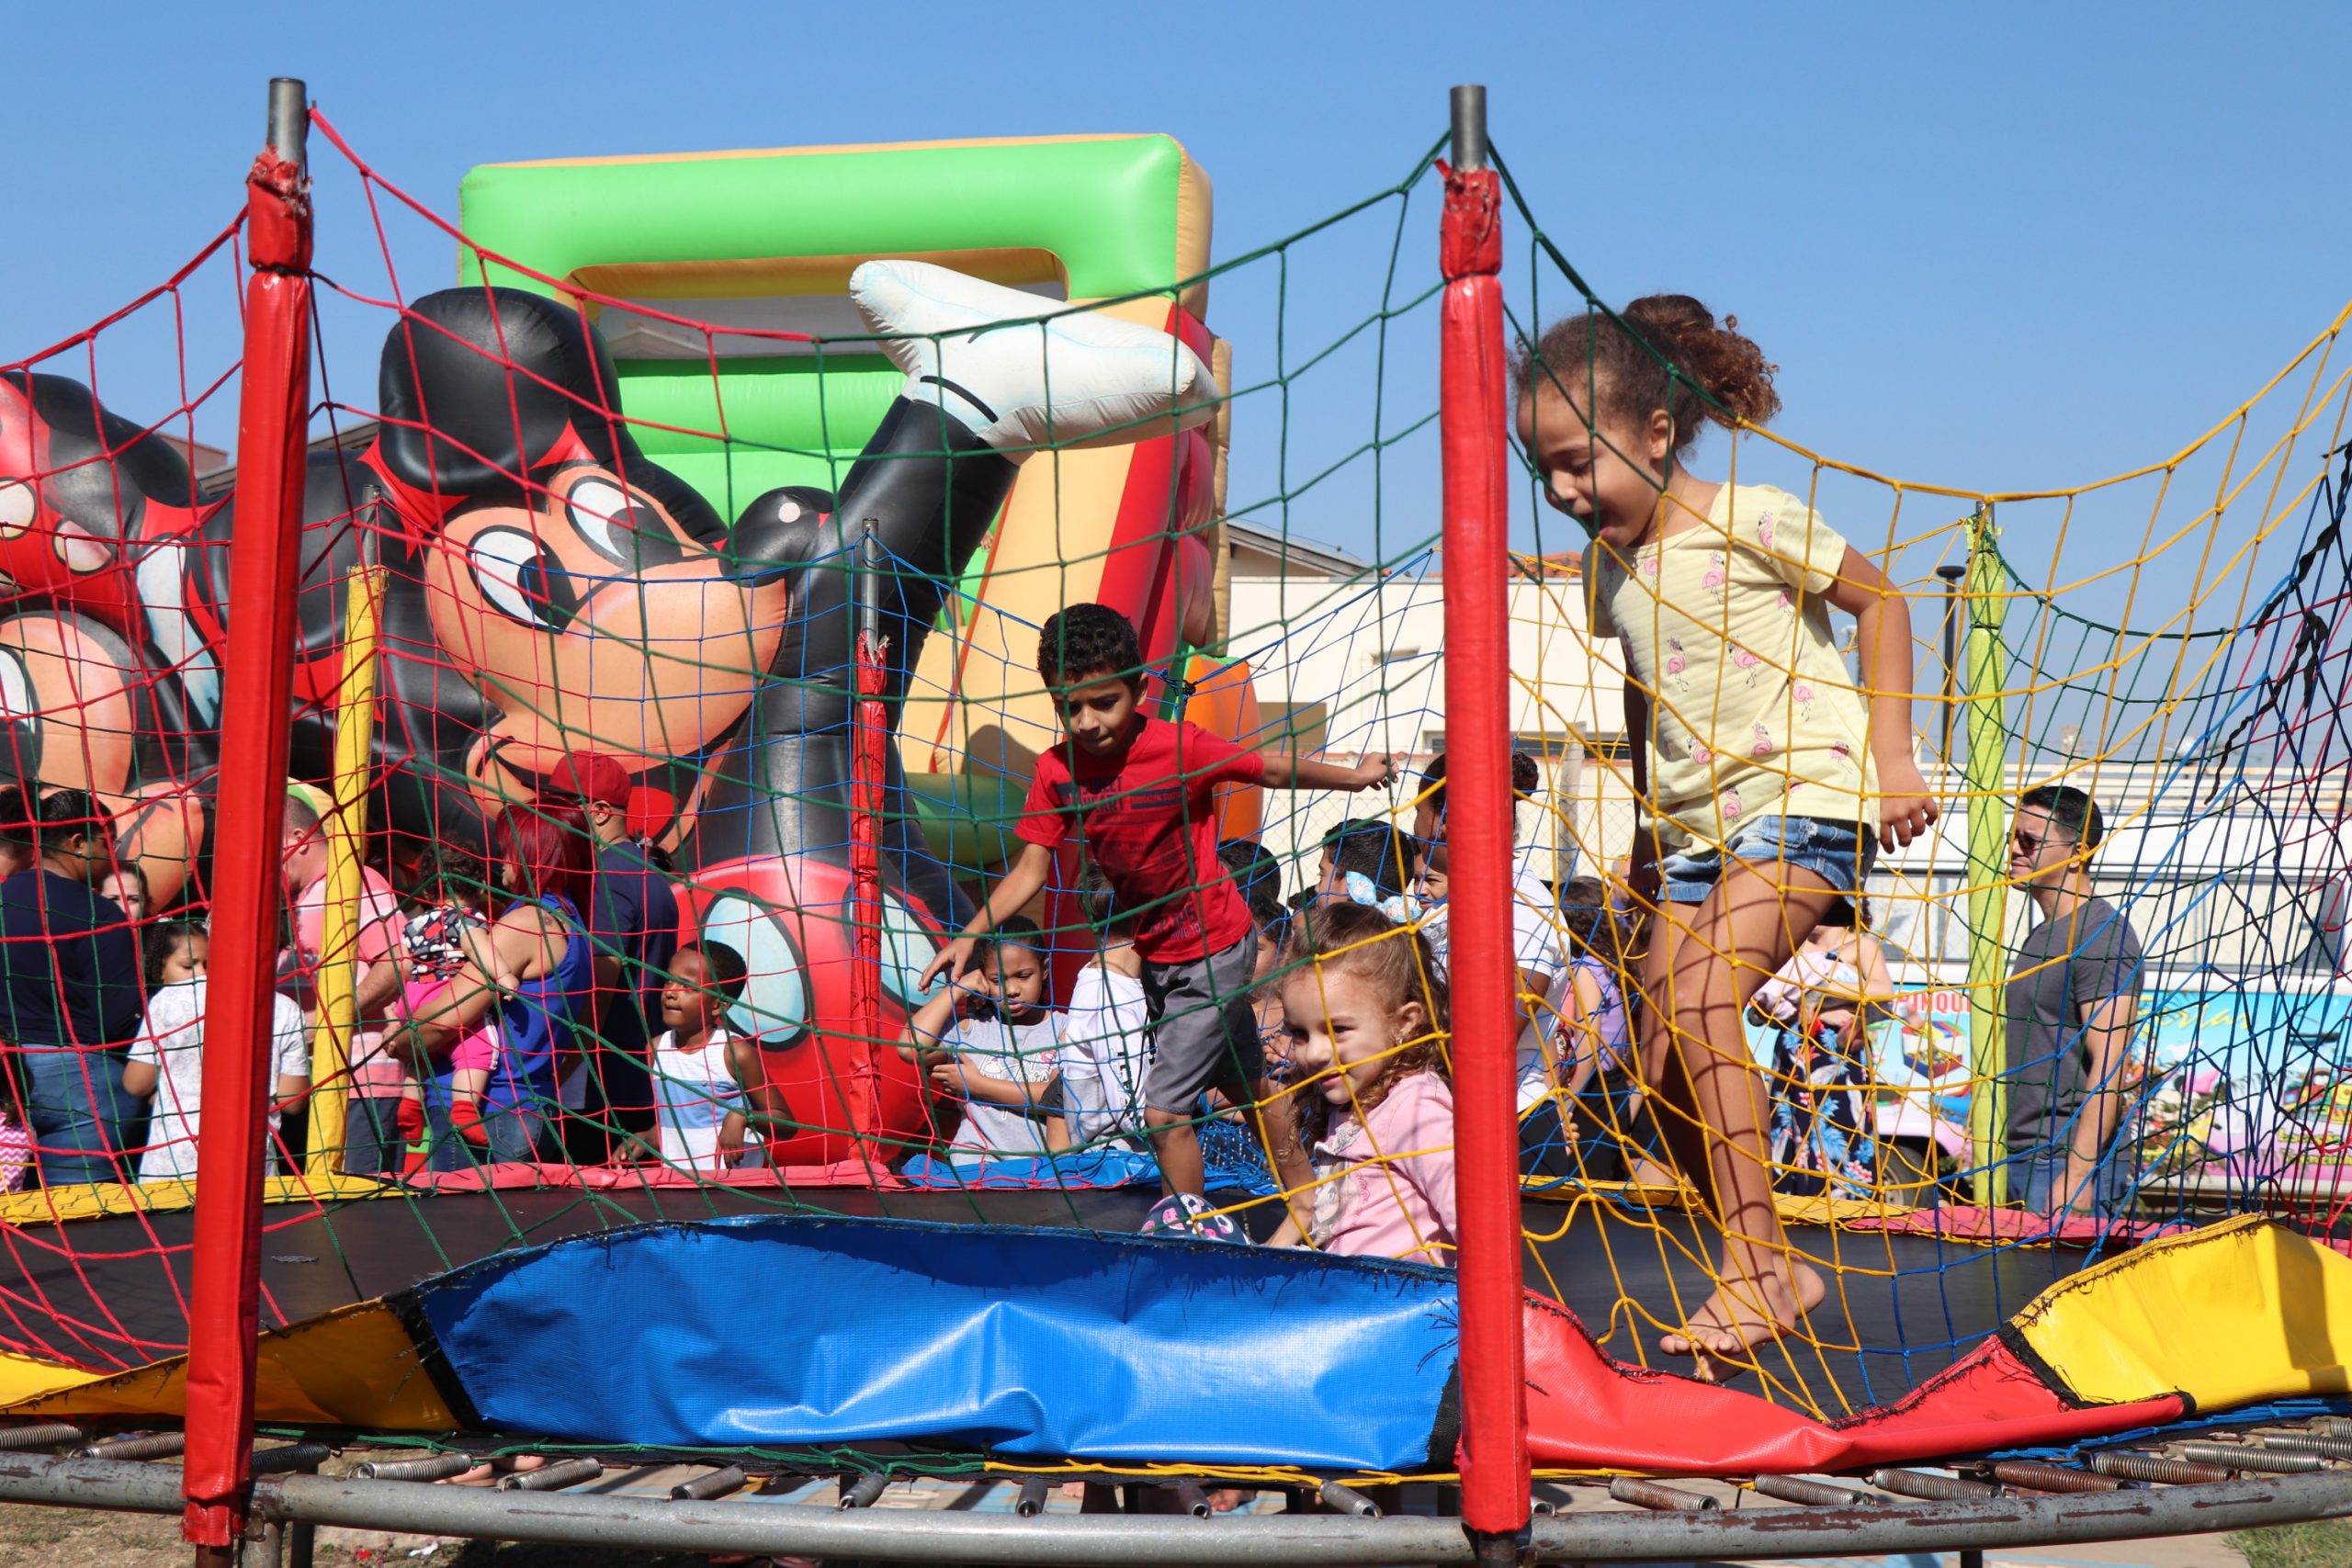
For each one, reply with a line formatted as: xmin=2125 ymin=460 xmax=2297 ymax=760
xmin=1961 ymin=507 xmax=2011 ymax=1206
xmin=305 ymin=559 xmax=385 ymax=1178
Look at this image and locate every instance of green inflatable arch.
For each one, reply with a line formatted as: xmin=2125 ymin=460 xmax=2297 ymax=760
xmin=452 ymin=133 xmax=1216 ymax=869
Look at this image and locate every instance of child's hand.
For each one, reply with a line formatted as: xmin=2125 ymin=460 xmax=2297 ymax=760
xmin=1875 ymin=760 xmax=1939 ymax=852
xmin=1611 ymin=836 xmax=1661 ymax=909
xmin=1351 ymin=752 xmax=1402 ymax=791
xmin=928 ymin=1061 xmax=967 ymax=1096
xmin=919 ymin=934 xmax=980 ymax=992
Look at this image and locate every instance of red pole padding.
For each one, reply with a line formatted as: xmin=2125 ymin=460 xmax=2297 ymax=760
xmin=850 ymin=627 xmax=889 ymax=1153
xmin=1438 ymin=158 xmax=1531 ymax=1544
xmin=180 ymin=143 xmax=313 ymax=1549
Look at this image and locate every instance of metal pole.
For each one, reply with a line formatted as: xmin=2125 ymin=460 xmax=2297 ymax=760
xmin=306 ymin=551 xmax=385 ymax=1177
xmin=1439 ymin=82 xmax=1531 ymax=1568
xmin=266 ymin=78 xmax=306 ymax=165
xmin=1960 ymin=507 xmax=2011 ymax=1206
xmin=185 ymin=73 xmax=311 ymax=1562
xmin=1450 ymin=85 xmax=1488 ymax=173
xmin=6 ymin=1455 xmax=2352 ymax=1567
xmin=1936 ymin=561 xmax=1966 ymax=769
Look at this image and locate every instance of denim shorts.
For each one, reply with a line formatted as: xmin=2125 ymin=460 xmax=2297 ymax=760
xmin=1659 ymin=815 xmax=1877 ymax=905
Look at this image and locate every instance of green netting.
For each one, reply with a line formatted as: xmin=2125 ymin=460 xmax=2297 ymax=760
xmin=5 ymin=108 xmax=2352 ymax=1478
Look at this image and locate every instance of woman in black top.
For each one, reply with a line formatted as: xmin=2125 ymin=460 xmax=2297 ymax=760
xmin=0 ymin=791 xmax=142 ymax=1186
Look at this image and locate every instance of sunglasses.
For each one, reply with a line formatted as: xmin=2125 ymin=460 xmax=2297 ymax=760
xmin=2011 ymin=829 xmax=2072 ymax=854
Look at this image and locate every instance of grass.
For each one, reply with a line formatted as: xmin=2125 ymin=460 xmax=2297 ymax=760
xmin=2230 ymin=1517 xmax=2352 ymax=1568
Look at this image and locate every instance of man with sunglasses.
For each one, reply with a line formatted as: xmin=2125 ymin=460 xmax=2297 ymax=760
xmin=2003 ymin=784 xmax=2144 ymax=1218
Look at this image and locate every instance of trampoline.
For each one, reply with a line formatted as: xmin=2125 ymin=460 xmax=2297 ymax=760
xmin=0 ymin=1183 xmax=2108 ymax=1418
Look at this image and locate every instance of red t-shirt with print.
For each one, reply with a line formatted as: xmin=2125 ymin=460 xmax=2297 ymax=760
xmin=1017 ymin=715 xmax=1267 ymax=964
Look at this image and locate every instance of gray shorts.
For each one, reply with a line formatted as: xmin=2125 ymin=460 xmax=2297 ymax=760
xmin=1141 ymin=931 xmax=1265 ymax=1113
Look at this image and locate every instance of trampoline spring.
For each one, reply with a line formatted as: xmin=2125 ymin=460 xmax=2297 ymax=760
xmin=353 ymin=1452 xmax=476 ymax=1483
xmin=2181 ymin=1444 xmax=2324 ymax=1473
xmin=1608 ymin=1478 xmax=1718 ymax=1513
xmin=1172 ymin=1482 xmax=1212 ymax=1517
xmin=2087 ymin=1451 xmax=2233 ymax=1485
xmin=495 ymin=1458 xmax=605 ymax=1493
xmin=0 ymin=1424 xmax=84 ymax=1452
xmin=2262 ymin=1434 xmax=2352 ymax=1461
xmin=670 ymin=1465 xmax=748 ymax=1502
xmin=1317 ymin=1480 xmax=1381 ymax=1517
xmin=1014 ymin=1476 xmax=1051 ymax=1517
xmin=1986 ymin=1461 xmax=2120 ymax=1495
xmin=73 ymin=1431 xmax=185 ymax=1461
xmin=1752 ymin=1474 xmax=1870 ymax=1507
xmin=250 ymin=1444 xmax=333 ymax=1477
xmin=838 ymin=1471 xmax=891 ymax=1510
xmin=1867 ymin=1469 xmax=1997 ymax=1502
xmin=2318 ymin=1416 xmax=2352 ymax=1438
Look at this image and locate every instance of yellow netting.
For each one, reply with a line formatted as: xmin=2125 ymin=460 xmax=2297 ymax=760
xmin=1485 ymin=143 xmax=2352 ymax=1407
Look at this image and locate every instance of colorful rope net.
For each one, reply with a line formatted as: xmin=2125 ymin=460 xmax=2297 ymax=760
xmin=0 ymin=110 xmax=2349 ymax=1472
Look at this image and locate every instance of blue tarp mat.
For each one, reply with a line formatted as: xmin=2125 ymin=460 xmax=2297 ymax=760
xmin=896 ymin=1150 xmax=1162 ymax=1189
xmin=412 ymin=1213 xmax=1460 ymax=1469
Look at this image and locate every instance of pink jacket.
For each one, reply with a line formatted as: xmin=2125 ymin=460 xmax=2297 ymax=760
xmin=1308 ymin=1070 xmax=1458 ymax=1265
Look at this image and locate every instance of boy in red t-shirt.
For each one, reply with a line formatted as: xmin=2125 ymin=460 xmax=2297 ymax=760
xmin=921 ymin=604 xmax=1396 ymax=1224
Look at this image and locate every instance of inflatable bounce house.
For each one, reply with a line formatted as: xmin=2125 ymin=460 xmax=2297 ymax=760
xmin=0 ymin=133 xmax=1261 ymax=1168
xmin=449 ymin=135 xmax=1262 ymax=1163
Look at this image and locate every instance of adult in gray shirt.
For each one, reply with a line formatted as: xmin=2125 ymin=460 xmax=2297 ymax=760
xmin=2002 ymin=784 xmax=2144 ymax=1216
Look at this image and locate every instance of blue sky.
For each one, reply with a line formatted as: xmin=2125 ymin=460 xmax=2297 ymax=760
xmin=7 ymin=2 xmax=2350 ymax=634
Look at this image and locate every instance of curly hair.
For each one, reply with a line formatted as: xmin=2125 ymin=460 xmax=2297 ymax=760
xmin=676 ymin=940 xmax=749 ymax=1002
xmin=1515 ymin=293 xmax=1780 ymax=461
xmin=1281 ymin=901 xmax=1450 ymax=1123
xmin=1036 ymin=602 xmax=1144 ymax=691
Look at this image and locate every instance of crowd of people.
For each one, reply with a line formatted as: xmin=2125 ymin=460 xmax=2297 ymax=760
xmin=0 ymin=289 xmax=2154 ymax=1376
xmin=0 ymin=751 xmax=743 ymax=1191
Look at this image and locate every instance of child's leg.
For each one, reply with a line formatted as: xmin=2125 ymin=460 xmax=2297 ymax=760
xmin=1139 ymin=937 xmax=1261 ymax=1201
xmin=1637 ymin=857 xmax=1839 ymax=1372
xmin=1142 ymin=1109 xmax=1206 ymax=1197
xmin=1249 ymin=1079 xmax=1315 ymax=1229
xmin=449 ymin=1068 xmax=492 ymax=1146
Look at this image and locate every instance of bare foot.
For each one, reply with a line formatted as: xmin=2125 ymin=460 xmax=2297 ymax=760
xmin=446 ymin=1452 xmax=548 ymax=1487
xmin=1658 ymin=1260 xmax=1826 ymax=1382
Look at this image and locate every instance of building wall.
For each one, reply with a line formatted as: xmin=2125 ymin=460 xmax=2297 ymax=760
xmin=1224 ymin=553 xmax=1639 ymax=893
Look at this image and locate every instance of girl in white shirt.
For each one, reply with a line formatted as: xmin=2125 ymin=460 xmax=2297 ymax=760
xmin=124 ymin=923 xmax=310 ymax=1182
xmin=898 ymin=918 xmax=1061 ymax=1156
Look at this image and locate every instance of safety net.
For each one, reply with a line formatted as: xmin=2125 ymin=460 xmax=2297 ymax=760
xmin=0 ymin=110 xmax=2349 ymax=1490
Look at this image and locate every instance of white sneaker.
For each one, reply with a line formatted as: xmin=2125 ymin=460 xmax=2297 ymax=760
xmin=850 ymin=259 xmax=1221 ymax=456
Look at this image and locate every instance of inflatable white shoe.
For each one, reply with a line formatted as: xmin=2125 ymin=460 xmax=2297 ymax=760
xmin=850 ymin=259 xmax=1222 ymax=455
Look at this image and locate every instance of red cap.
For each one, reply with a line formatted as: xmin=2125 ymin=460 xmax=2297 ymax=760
xmin=544 ymin=751 xmax=632 ymax=809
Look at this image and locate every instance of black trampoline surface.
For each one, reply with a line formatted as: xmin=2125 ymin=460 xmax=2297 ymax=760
xmin=0 ymin=1182 xmax=2108 ymax=1416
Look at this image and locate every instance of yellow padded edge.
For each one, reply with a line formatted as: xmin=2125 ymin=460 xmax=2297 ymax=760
xmin=0 ymin=1174 xmax=390 ymax=1226
xmin=0 ymin=1351 xmax=107 ymax=1405
xmin=2016 ymin=1215 xmax=2352 ymax=1409
xmin=6 ymin=1301 xmax=454 ymax=1428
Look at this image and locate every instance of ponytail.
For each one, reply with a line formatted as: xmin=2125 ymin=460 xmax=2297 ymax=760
xmin=1516 ymin=293 xmax=1781 ymax=460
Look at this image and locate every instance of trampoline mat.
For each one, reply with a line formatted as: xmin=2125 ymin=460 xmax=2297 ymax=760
xmin=0 ymin=1186 xmax=2105 ymax=1419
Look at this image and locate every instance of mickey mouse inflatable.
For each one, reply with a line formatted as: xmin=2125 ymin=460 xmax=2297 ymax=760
xmin=0 ymin=262 xmax=1219 ymax=1165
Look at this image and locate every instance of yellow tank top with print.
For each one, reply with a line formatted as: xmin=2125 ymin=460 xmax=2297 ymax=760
xmin=1585 ymin=483 xmax=1877 ymax=852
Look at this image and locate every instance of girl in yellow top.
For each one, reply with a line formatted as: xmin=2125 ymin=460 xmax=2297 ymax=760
xmin=1515 ymin=294 xmax=1937 ymax=1379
